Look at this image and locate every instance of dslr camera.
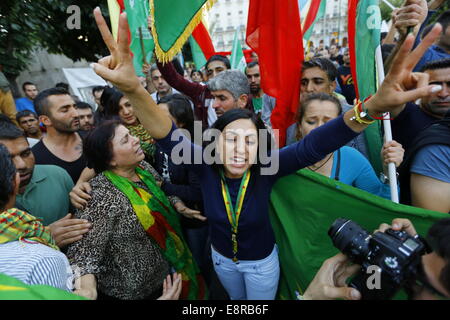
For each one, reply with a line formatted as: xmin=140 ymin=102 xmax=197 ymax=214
xmin=328 ymin=218 xmax=429 ymax=300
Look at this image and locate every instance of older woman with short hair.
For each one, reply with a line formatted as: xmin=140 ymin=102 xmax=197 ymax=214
xmin=66 ymin=120 xmax=206 ymax=300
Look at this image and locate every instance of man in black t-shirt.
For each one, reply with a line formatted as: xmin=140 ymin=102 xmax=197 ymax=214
xmin=32 ymin=87 xmax=86 ymax=183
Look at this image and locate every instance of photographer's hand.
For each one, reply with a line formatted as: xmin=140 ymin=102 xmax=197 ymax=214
xmin=303 ymin=253 xmax=361 ymax=300
xmin=376 ymin=218 xmax=418 ymax=237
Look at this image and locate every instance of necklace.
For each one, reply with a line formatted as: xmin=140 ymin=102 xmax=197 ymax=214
xmin=307 ymin=154 xmax=333 ymax=172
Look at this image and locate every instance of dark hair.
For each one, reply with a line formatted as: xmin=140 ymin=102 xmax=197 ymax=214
xmin=16 ymin=110 xmax=38 ymax=123
xmin=55 ymin=82 xmax=69 ymax=91
xmin=34 ymin=87 xmax=70 ymax=117
xmin=190 ymin=69 xmax=203 ymax=79
xmin=92 ymin=86 xmax=106 ymax=95
xmin=426 ymin=218 xmax=450 ymax=294
xmin=103 ymin=88 xmax=125 ymax=117
xmin=420 ymin=58 xmax=450 ymax=72
xmin=83 ymin=120 xmax=121 ymax=174
xmin=0 ymin=143 xmax=17 ymax=210
xmin=0 ymin=115 xmax=26 ymax=140
xmin=436 ymin=10 xmax=450 ymax=33
xmin=22 ymin=82 xmax=35 ymax=92
xmin=206 ymin=55 xmax=231 ymax=70
xmin=245 ymin=61 xmax=259 ymax=74
xmin=302 ymin=58 xmax=338 ymax=82
xmin=158 ymin=94 xmax=195 ymax=137
xmin=76 ymin=101 xmax=93 ymax=111
xmin=99 ymin=86 xmax=116 ymax=109
xmin=297 ymin=93 xmax=342 ymax=124
xmin=206 ymin=108 xmax=272 ymax=175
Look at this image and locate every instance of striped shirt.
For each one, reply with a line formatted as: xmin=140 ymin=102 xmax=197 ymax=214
xmin=0 ymin=241 xmax=72 ymax=291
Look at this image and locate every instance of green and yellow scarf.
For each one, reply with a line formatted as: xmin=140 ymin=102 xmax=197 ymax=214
xmin=127 ymin=123 xmax=156 ymax=160
xmin=0 ymin=208 xmax=58 ymax=251
xmin=104 ymin=167 xmax=207 ymax=300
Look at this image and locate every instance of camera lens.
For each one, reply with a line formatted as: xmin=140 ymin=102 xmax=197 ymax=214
xmin=328 ymin=218 xmax=371 ymax=264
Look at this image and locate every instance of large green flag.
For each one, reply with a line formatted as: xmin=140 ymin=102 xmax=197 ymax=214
xmin=269 ymin=170 xmax=448 ymax=300
xmin=0 ymin=273 xmax=85 ymax=300
xmin=123 ymin=0 xmax=154 ymax=77
xmin=348 ymin=0 xmax=384 ymax=175
xmin=150 ymin=0 xmax=216 ymax=63
xmin=230 ymin=29 xmax=246 ymax=72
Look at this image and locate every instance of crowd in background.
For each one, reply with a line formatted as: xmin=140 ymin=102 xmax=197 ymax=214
xmin=0 ymin=0 xmax=449 ymax=301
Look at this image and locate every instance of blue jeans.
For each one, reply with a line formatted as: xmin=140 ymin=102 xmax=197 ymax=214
xmin=211 ymin=245 xmax=280 ymax=300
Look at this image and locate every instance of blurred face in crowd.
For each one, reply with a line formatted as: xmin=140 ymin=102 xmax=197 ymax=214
xmin=0 ymin=137 xmax=35 ymax=194
xmin=343 ymin=50 xmax=351 ymax=66
xmin=318 ymin=49 xmax=330 ymax=59
xmin=18 ymin=115 xmax=40 ymax=137
xmin=42 ymin=94 xmax=80 ymax=133
xmin=206 ymin=60 xmax=227 ymax=80
xmin=330 ymin=45 xmax=337 ymax=56
xmin=246 ymin=65 xmax=261 ymax=95
xmin=109 ymin=125 xmax=144 ymax=170
xmin=77 ymin=108 xmax=94 ymax=131
xmin=24 ymin=84 xmax=38 ymax=100
xmin=211 ymin=90 xmax=247 ymax=117
xmin=421 ymin=67 xmax=450 ymax=118
xmin=298 ymin=99 xmax=340 ymax=138
xmin=151 ymin=69 xmax=171 ymax=95
xmin=118 ymin=96 xmax=138 ymax=126
xmin=301 ymin=67 xmax=336 ymax=97
xmin=191 ymin=71 xmax=203 ymax=83
xmin=93 ymin=89 xmax=103 ymax=106
xmin=218 ymin=118 xmax=258 ymax=179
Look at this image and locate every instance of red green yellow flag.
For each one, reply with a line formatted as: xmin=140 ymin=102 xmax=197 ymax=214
xmin=301 ymin=0 xmax=327 ymax=42
xmin=150 ymin=0 xmax=216 ymax=63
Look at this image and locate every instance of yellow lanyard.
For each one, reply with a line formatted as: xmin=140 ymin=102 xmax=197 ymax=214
xmin=220 ymin=170 xmax=251 ymax=262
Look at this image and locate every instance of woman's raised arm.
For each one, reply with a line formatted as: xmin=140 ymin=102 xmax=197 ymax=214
xmin=91 ymin=8 xmax=172 ymax=139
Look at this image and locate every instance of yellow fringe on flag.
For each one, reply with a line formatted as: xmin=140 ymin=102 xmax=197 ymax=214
xmin=107 ymin=0 xmax=121 ymax=41
xmin=149 ymin=0 xmax=217 ymax=64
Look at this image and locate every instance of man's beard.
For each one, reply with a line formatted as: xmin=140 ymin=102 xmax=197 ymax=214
xmin=250 ymin=85 xmax=260 ymax=95
xmin=52 ymin=117 xmax=80 ymax=133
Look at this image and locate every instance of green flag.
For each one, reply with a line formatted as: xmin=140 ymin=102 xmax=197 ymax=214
xmin=150 ymin=0 xmax=216 ymax=63
xmin=230 ymin=29 xmax=246 ymax=72
xmin=269 ymin=170 xmax=448 ymax=300
xmin=348 ymin=0 xmax=384 ymax=175
xmin=0 ymin=273 xmax=85 ymax=300
xmin=123 ymin=0 xmax=154 ymax=77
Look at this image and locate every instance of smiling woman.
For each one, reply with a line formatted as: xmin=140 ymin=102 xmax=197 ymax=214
xmin=89 ymin=8 xmax=444 ymax=300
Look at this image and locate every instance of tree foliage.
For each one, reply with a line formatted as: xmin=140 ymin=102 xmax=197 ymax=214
xmin=0 ymin=0 xmax=110 ymax=80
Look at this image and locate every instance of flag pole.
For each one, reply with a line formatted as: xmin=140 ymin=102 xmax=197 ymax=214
xmin=381 ymin=0 xmax=396 ymax=11
xmin=375 ymin=45 xmax=399 ymax=203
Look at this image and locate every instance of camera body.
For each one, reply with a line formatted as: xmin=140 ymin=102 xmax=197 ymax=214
xmin=328 ymin=218 xmax=427 ymax=300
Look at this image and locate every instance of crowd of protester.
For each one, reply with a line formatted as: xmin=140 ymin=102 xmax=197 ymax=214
xmin=0 ymin=0 xmax=449 ymax=301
